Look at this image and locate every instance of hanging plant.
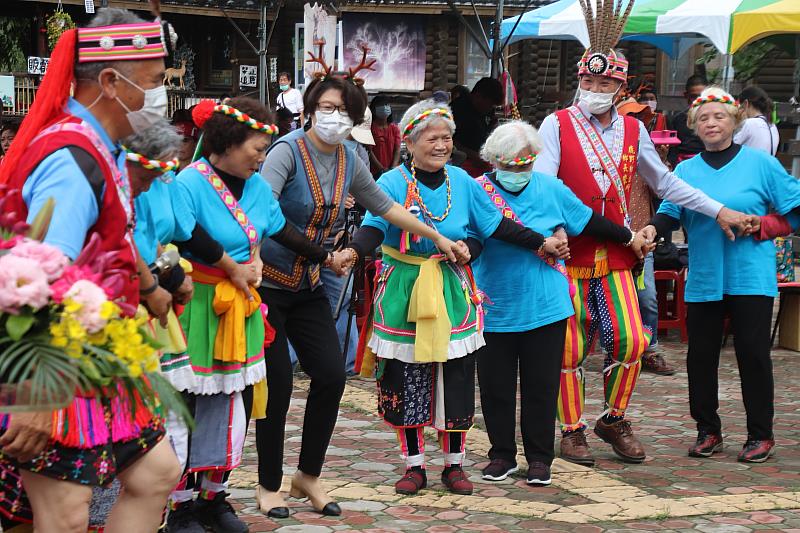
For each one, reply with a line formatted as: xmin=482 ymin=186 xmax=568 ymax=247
xmin=46 ymin=8 xmax=76 ymax=51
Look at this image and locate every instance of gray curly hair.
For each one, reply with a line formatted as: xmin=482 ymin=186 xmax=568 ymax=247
xmin=123 ymin=118 xmax=182 ymax=161
xmin=399 ymin=99 xmax=456 ymax=143
xmin=480 ymin=120 xmax=542 ymax=166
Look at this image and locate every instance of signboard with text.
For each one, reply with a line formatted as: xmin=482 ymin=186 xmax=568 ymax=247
xmin=27 ymin=57 xmax=49 ymax=76
xmin=239 ymin=65 xmax=257 ymax=88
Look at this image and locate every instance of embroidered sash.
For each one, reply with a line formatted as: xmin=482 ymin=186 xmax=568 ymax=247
xmin=566 ymin=106 xmax=631 ymax=227
xmin=476 ymin=174 xmax=575 ymax=297
xmin=190 ymin=161 xmax=259 ymax=258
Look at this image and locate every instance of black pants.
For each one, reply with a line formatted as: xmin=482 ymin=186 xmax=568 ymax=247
xmin=255 ymin=287 xmax=346 ymax=491
xmin=476 ymin=319 xmax=567 ymax=466
xmin=687 ymin=296 xmax=774 ymax=440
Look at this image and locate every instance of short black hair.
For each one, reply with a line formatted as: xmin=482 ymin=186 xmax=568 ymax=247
xmin=450 ymin=84 xmax=470 ymax=101
xmin=472 ymin=77 xmax=503 ymax=105
xmin=685 ymin=74 xmax=708 ymax=92
xmin=303 ymin=75 xmax=368 ymax=126
xmin=203 ymin=96 xmax=273 ymax=155
xmin=739 ymin=86 xmax=774 ymax=122
xmin=278 ymin=71 xmax=291 ymax=81
xmin=1 ymin=122 xmax=19 ymax=135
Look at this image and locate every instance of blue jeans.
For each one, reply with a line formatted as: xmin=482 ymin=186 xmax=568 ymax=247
xmin=288 ymin=268 xmax=359 ymax=373
xmin=637 ymin=253 xmax=659 ymax=349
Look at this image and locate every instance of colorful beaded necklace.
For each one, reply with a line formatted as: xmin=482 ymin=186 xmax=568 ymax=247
xmin=403 ymin=162 xmax=452 ymax=222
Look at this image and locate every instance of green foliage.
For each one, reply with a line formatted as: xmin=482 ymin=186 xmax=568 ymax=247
xmin=696 ymin=40 xmax=782 ymax=84
xmin=0 ymin=16 xmax=30 ymax=72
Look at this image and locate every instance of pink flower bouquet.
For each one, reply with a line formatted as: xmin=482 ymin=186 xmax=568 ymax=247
xmin=0 ymin=191 xmax=187 ymax=423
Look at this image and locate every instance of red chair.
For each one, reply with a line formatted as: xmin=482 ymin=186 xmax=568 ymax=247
xmin=655 ymin=268 xmax=688 ymax=343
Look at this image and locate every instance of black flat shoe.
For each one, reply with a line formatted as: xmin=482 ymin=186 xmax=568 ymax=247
xmin=256 ymin=486 xmax=290 ymax=519
xmin=267 ymin=506 xmax=290 ymax=519
xmin=320 ymin=502 xmax=341 ymax=516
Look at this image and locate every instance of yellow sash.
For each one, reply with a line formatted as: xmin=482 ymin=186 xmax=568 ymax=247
xmin=191 ymin=268 xmax=261 ymax=364
xmin=382 ymin=246 xmax=450 ymax=363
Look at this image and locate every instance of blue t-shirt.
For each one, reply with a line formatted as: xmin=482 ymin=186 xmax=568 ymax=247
xmin=658 ymin=145 xmax=800 ymax=302
xmin=133 ymin=179 xmax=180 ymax=265
xmin=22 ymin=98 xmax=122 ymax=260
xmin=474 ymin=173 xmax=593 ymax=332
xmin=173 ymin=160 xmax=287 ymax=264
xmin=362 ymin=164 xmax=503 ymax=252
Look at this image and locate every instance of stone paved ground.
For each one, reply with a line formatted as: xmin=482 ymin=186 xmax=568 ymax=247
xmin=228 ymin=335 xmax=800 ymax=532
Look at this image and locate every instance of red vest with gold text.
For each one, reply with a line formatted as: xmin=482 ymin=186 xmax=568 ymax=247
xmin=555 ymin=108 xmax=640 ymax=277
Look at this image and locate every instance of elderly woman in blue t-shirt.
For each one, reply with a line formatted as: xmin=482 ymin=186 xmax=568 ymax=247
xmin=473 ymin=121 xmax=647 ymax=487
xmin=643 ymin=87 xmax=800 ymax=463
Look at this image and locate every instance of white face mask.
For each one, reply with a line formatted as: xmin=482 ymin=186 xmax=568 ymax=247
xmin=113 ymin=70 xmax=168 ymax=134
xmin=644 ymin=100 xmax=658 ymax=112
xmin=578 ymin=87 xmax=619 ymax=115
xmin=314 ymin=110 xmax=354 ymax=145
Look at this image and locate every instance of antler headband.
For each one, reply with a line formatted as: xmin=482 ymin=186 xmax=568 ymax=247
xmin=306 ymin=43 xmax=376 ymax=86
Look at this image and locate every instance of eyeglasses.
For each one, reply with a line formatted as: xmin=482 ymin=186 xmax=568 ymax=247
xmin=317 ymin=103 xmax=348 ymax=115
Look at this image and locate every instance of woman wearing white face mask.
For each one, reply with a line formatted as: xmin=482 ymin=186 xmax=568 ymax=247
xmin=256 ymin=68 xmax=467 ymax=518
xmin=472 ymin=121 xmax=637 ymax=487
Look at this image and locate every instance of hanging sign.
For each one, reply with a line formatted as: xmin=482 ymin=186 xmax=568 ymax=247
xmin=239 ymin=65 xmax=257 ymax=88
xmin=85 ymin=0 xmax=95 ymax=14
xmin=27 ymin=57 xmax=50 ymax=75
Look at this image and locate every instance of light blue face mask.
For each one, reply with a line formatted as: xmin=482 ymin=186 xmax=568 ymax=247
xmin=495 ymin=169 xmax=532 ymax=192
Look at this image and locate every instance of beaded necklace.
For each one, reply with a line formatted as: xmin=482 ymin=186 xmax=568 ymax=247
xmin=403 ymin=162 xmax=452 ymax=222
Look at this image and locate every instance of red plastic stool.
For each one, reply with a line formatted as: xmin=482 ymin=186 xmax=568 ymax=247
xmin=655 ymin=268 xmax=688 ymax=343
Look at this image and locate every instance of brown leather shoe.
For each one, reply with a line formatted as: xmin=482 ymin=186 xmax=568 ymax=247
xmin=559 ymin=430 xmax=595 ymax=466
xmin=594 ymin=418 xmax=646 ymax=463
xmin=641 ymin=352 xmax=676 ymax=376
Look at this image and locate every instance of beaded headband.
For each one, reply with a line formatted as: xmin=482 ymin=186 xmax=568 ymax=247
xmin=497 ymin=153 xmax=537 ymax=166
xmin=77 ymin=22 xmax=171 ymax=63
xmin=123 ymin=147 xmax=179 ymax=178
xmin=214 ymin=104 xmax=279 ymax=135
xmin=402 ymin=108 xmax=453 ymax=140
xmin=577 ymin=49 xmax=629 ymax=82
xmin=691 ymin=94 xmax=739 ymax=109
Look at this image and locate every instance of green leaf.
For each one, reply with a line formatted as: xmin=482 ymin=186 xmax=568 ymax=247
xmin=26 ymin=198 xmax=55 ymax=241
xmin=6 ymin=313 xmax=35 ymax=341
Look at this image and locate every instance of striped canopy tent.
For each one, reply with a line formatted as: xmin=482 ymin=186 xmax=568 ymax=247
xmin=501 ymin=0 xmax=800 ymax=55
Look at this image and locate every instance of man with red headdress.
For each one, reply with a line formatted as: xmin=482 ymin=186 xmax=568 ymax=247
xmin=0 ymin=8 xmax=182 ymax=532
xmin=533 ymin=0 xmax=754 ymax=467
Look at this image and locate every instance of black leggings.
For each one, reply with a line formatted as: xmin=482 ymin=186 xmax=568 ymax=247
xmin=687 ymin=296 xmax=774 ymax=440
xmin=476 ymin=319 xmax=567 ymax=466
xmin=255 ymin=287 xmax=346 ymax=491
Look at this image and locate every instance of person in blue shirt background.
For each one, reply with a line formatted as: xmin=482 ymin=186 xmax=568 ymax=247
xmin=474 ymin=121 xmax=651 ymax=487
xmin=644 ymin=86 xmax=800 ymax=464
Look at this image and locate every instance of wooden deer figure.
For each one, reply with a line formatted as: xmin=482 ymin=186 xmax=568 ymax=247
xmin=164 ymin=59 xmax=187 ymax=90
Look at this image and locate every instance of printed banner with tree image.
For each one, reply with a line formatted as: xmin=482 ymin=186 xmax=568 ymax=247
xmin=342 ymin=13 xmax=426 ymax=92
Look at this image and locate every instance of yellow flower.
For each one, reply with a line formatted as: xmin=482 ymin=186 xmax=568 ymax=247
xmin=99 ymin=301 xmax=118 ymax=320
xmin=63 ymin=298 xmax=82 ymax=314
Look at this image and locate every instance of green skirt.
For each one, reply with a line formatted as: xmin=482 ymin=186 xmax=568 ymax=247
xmin=368 ymin=254 xmax=485 ymax=363
xmin=171 ymin=281 xmax=266 ymax=395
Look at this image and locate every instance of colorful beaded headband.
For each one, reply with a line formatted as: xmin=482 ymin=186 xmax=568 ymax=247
xmin=124 ymin=147 xmax=179 ymax=176
xmin=497 ymin=153 xmax=537 ymax=166
xmin=214 ymin=104 xmax=279 ymax=135
xmin=691 ymin=94 xmax=739 ymax=109
xmin=77 ymin=23 xmax=169 ymax=63
xmin=402 ymin=108 xmax=453 ymax=140
xmin=577 ymin=49 xmax=629 ymax=82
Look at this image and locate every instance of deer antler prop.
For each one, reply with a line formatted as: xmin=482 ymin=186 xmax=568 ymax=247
xmin=306 ymin=42 xmax=333 ymax=80
xmin=347 ymin=44 xmax=376 ymax=86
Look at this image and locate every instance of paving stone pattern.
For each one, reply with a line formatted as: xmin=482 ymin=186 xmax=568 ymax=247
xmin=227 ymin=338 xmax=800 ymax=532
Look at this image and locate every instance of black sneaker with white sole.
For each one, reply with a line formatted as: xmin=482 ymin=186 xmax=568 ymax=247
xmin=481 ymin=458 xmax=519 ymax=481
xmin=526 ymin=462 xmax=552 ymax=486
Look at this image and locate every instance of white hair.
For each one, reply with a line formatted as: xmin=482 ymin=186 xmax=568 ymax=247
xmin=687 ymin=86 xmax=742 ymax=131
xmin=123 ymin=118 xmax=182 ymax=161
xmin=480 ymin=120 xmax=542 ymax=165
xmin=399 ymin=99 xmax=456 ymax=143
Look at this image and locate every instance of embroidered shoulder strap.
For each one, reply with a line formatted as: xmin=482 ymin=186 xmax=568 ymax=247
xmin=566 ymin=106 xmax=631 ymax=227
xmin=476 ymin=174 xmax=575 ymax=296
xmin=190 ymin=161 xmax=259 ymax=257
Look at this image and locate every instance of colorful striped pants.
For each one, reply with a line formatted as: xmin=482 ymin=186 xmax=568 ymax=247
xmin=558 ymin=270 xmax=652 ymax=432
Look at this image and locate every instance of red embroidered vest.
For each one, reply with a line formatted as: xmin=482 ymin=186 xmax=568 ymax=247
xmin=4 ymin=112 xmax=140 ymax=310
xmin=555 ymin=109 xmax=640 ymax=276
